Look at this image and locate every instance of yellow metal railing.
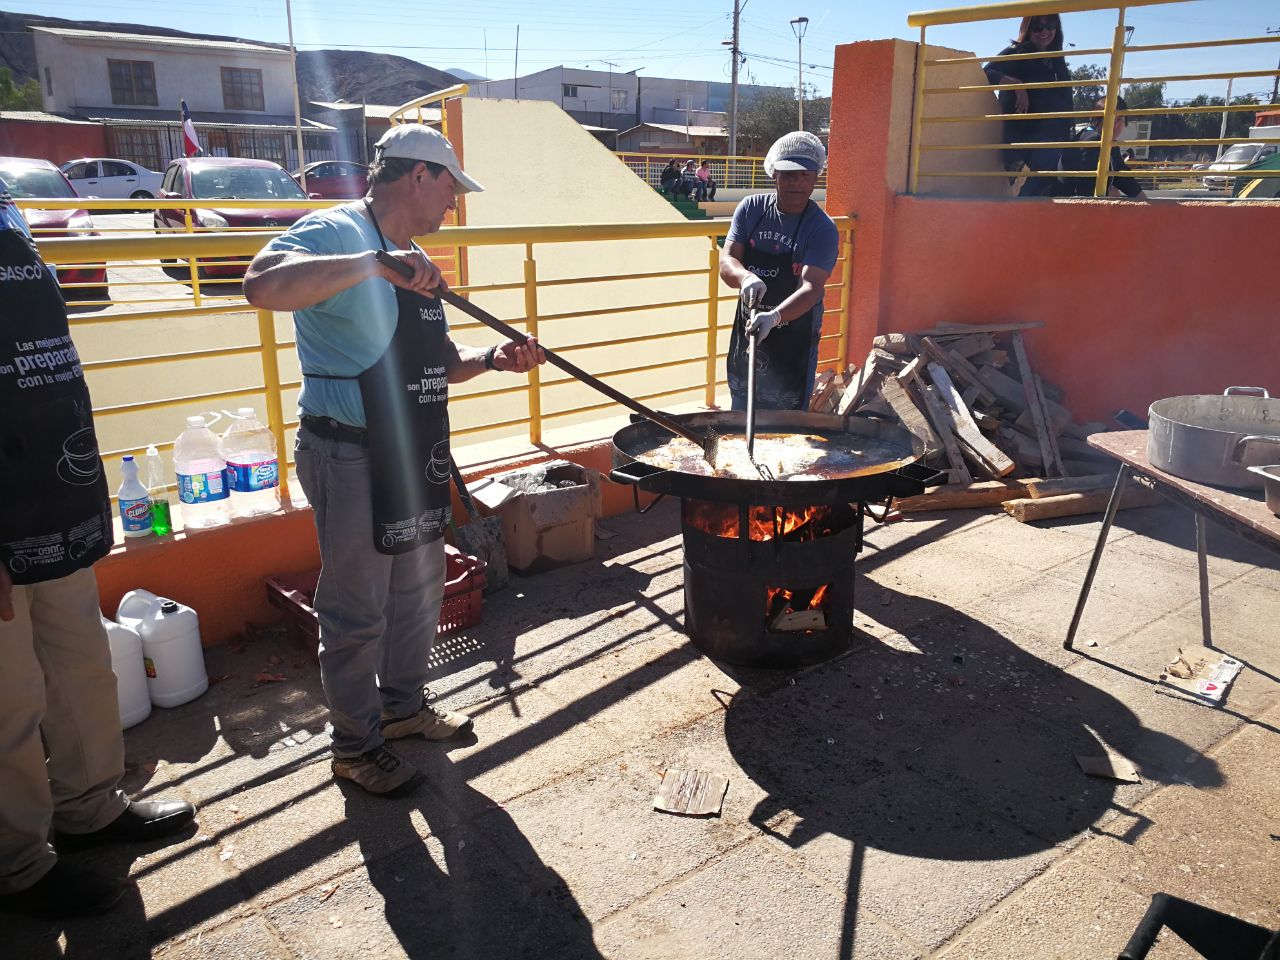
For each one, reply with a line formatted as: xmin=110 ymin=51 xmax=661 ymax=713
xmin=615 ymin=152 xmax=828 ymax=193
xmin=906 ymin=0 xmax=1280 ymax=197
xmin=388 ymin=83 xmax=469 ymax=137
xmin=34 ymin=217 xmax=854 ymax=499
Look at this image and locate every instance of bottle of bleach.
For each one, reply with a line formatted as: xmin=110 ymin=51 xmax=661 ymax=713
xmin=174 ymin=415 xmax=230 ymax=529
xmin=117 ymin=455 xmax=151 ymax=538
xmin=116 ymin=589 xmax=209 ymax=708
xmin=102 ymin=615 xmax=152 ymax=729
xmin=220 ymin=407 xmax=279 ymax=517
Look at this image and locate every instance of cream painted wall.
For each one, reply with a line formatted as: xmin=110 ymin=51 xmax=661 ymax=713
xmin=914 ymin=44 xmax=1016 ymax=199
xmin=449 ymin=98 xmax=736 ymax=440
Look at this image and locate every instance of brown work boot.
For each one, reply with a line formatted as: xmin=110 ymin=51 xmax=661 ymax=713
xmin=331 ymin=744 xmax=421 ymax=796
xmin=381 ymin=698 xmax=473 ymax=742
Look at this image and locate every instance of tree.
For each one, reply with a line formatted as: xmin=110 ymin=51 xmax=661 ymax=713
xmin=0 ymin=67 xmax=41 ymax=110
xmin=728 ymin=85 xmax=830 ymax=155
xmin=1071 ymin=64 xmax=1106 ymax=111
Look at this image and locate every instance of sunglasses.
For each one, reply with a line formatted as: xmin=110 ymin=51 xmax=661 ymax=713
xmin=1029 ymin=19 xmax=1058 ymax=32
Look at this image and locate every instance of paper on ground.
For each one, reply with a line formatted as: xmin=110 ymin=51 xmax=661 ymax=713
xmin=653 ymin=769 xmax=729 ymax=817
xmin=1158 ymin=648 xmax=1244 ymax=706
xmin=1075 ymin=753 xmax=1141 ymax=783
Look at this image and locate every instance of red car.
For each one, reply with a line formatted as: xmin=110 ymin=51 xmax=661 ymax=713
xmin=154 ymin=157 xmax=310 ymax=277
xmin=0 ymin=156 xmax=108 ymax=298
xmin=293 ymin=160 xmax=368 ymax=200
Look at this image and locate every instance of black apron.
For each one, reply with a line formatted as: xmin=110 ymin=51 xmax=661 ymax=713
xmin=0 ymin=202 xmax=112 ymax=584
xmin=726 ymin=198 xmax=818 ymax=410
xmin=305 ymin=202 xmax=452 ymax=554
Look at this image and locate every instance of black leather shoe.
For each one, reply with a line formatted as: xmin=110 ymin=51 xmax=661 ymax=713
xmin=56 ymin=799 xmax=196 ymax=851
xmin=0 ymin=861 xmax=125 ymax=919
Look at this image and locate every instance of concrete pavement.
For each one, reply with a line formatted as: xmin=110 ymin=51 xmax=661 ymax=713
xmin=7 ymin=498 xmax=1278 ymax=958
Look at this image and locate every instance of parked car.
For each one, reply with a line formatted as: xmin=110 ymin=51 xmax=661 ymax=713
xmin=154 ymin=157 xmax=310 ymax=277
xmin=293 ymin=160 xmax=368 ymax=199
xmin=0 ymin=156 xmax=107 ymax=298
xmin=1202 ymin=142 xmax=1279 ymax=192
xmin=61 ymin=157 xmax=164 ymax=200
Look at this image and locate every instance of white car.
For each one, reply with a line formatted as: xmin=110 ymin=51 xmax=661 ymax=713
xmin=61 ymin=158 xmax=165 ymax=200
xmin=1201 ymin=143 xmax=1278 ymax=192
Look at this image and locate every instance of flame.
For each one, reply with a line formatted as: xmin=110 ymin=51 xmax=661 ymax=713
xmin=683 ymin=500 xmax=845 ymax=541
xmin=766 ymin=584 xmax=831 ymax=612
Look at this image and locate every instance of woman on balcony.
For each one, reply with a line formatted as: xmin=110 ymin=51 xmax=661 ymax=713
xmin=984 ymin=13 xmax=1073 ymax=197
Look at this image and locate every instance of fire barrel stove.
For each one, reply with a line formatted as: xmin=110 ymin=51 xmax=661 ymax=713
xmin=611 ymin=410 xmax=939 ymax=668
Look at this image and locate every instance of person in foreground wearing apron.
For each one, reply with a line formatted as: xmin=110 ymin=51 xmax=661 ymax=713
xmin=244 ymin=127 xmax=545 ymax=797
xmin=719 ymin=131 xmax=840 ymax=411
xmin=0 ymin=183 xmax=196 ymax=919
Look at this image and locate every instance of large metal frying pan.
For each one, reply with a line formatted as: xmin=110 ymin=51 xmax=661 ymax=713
xmin=611 ymin=409 xmax=940 ymax=506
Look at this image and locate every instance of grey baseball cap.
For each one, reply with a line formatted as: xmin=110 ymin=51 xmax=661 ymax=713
xmin=374 ymin=124 xmax=484 ymax=194
xmin=764 ymin=131 xmax=827 ymax=176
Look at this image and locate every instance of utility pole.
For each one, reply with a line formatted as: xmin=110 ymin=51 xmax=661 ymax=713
xmin=514 ymin=25 xmax=520 ymax=98
xmin=1269 ymin=28 xmax=1279 ymax=104
xmin=1217 ymin=77 xmax=1233 ymax=160
xmin=285 ymin=0 xmax=306 ymax=187
xmin=791 ymin=16 xmax=809 ymax=131
xmin=726 ymin=0 xmax=742 ymax=156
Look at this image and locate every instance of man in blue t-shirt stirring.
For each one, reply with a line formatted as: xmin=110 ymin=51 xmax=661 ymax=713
xmin=720 ymin=131 xmax=839 ymax=410
xmin=244 ymin=127 xmax=545 ymax=798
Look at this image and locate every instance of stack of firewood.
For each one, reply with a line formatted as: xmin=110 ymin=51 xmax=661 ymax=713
xmin=809 ymin=321 xmax=1159 ymax=521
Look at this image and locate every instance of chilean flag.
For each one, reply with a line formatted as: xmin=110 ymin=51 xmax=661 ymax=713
xmin=180 ymin=99 xmax=201 ymax=157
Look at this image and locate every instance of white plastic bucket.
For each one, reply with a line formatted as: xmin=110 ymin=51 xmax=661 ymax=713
xmin=116 ymin=590 xmax=209 ymax=708
xmin=102 ymin=616 xmax=151 ymax=729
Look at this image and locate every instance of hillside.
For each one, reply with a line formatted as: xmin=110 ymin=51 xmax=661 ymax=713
xmin=0 ymin=11 xmax=459 ymax=109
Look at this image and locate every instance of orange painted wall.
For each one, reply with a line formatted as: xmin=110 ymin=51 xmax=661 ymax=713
xmin=827 ymin=39 xmax=1280 ymax=421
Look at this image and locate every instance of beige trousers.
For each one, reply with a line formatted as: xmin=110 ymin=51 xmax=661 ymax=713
xmin=0 ymin=567 xmax=128 ymax=894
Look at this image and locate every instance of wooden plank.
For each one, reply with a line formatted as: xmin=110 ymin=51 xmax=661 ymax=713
xmin=872 ymin=332 xmax=920 ymax=356
xmin=880 ymin=374 xmax=942 ymax=460
xmin=1009 ymin=332 xmax=1057 ymax=476
xmin=808 ymin=369 xmax=835 ymax=412
xmin=1023 ymin=472 xmax=1119 ymax=499
xmin=967 ymin=349 xmax=1009 ymax=368
xmin=1003 ymin=486 xmax=1162 ymax=523
xmin=927 ymin=362 xmax=1016 ymax=478
xmin=1032 ymin=373 xmax=1066 ymax=476
xmin=999 ymin=425 xmax=1043 ymax=470
xmin=919 ymin=336 xmax=997 ymax=405
xmin=1056 ymin=434 xmax=1121 ymax=463
xmin=835 ymin=351 xmax=882 ymax=416
xmin=917 ymin=320 xmax=1045 ymax=337
xmin=898 ymin=360 xmax=972 ymax=484
xmin=940 ymin=332 xmax=996 ymax=358
xmin=896 ymin=480 xmax=1023 ymax=512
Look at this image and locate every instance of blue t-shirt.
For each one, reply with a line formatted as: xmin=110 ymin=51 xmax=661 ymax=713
xmin=725 ymin=193 xmax=839 ymax=274
xmin=264 ymin=203 xmax=435 ymax=427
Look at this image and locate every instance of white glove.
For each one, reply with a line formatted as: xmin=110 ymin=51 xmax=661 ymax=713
xmin=739 ymin=274 xmax=767 ymax=310
xmin=746 ymin=309 xmax=782 ymax=344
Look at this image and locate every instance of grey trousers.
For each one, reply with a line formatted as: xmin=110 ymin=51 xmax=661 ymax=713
xmin=0 ymin=567 xmax=129 ymax=894
xmin=294 ymin=425 xmax=446 ymax=758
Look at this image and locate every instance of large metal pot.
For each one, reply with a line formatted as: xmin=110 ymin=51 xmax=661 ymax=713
xmin=1148 ymin=387 xmax=1280 ymax=490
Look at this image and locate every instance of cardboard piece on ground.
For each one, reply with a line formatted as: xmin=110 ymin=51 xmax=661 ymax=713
xmin=471 ymin=461 xmax=601 ymax=571
xmin=1075 ymin=753 xmax=1141 ymax=783
xmin=653 ymin=769 xmax=729 ymax=817
xmin=1159 ymin=649 xmax=1244 ymax=706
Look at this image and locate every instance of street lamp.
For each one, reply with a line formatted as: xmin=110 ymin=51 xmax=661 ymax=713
xmin=790 ymin=16 xmax=809 ymax=131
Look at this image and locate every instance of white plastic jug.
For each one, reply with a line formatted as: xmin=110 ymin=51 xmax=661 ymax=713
xmin=116 ymin=589 xmax=209 ymax=708
xmin=102 ymin=616 xmax=151 ymax=729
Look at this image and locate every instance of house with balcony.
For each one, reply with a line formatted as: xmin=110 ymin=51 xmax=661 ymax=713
xmin=30 ymin=26 xmax=340 ymax=171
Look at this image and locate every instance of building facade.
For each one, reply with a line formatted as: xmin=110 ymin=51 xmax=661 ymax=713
xmin=29 ymin=26 xmax=341 ymax=171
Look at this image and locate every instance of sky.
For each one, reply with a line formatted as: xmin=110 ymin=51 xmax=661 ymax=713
xmin=14 ymin=0 xmax=1280 ymax=102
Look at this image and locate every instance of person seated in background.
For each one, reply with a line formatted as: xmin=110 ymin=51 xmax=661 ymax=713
xmin=983 ymin=13 xmax=1073 ymax=197
xmin=695 ymin=160 xmax=717 ymax=201
xmin=659 ymin=159 xmax=680 ymax=198
xmin=1058 ymin=96 xmax=1149 ymax=200
xmin=678 ymin=160 xmax=699 ymax=200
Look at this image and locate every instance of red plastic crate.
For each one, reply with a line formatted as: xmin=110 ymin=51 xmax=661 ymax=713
xmin=266 ymin=545 xmax=486 ymax=658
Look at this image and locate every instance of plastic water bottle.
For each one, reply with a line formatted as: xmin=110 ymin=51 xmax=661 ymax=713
xmin=144 ymin=444 xmax=172 ymax=536
xmin=220 ymin=406 xmax=279 ymax=517
xmin=174 ymin=415 xmax=230 ymax=529
xmin=117 ymin=455 xmax=151 ymax=538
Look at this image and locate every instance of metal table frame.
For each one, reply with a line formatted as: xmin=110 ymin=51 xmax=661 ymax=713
xmin=1064 ymin=431 xmax=1280 ymax=651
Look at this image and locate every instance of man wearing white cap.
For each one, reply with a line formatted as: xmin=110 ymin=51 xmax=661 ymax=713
xmin=719 ymin=131 xmax=838 ymax=410
xmin=244 ymin=125 xmax=545 ymax=797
